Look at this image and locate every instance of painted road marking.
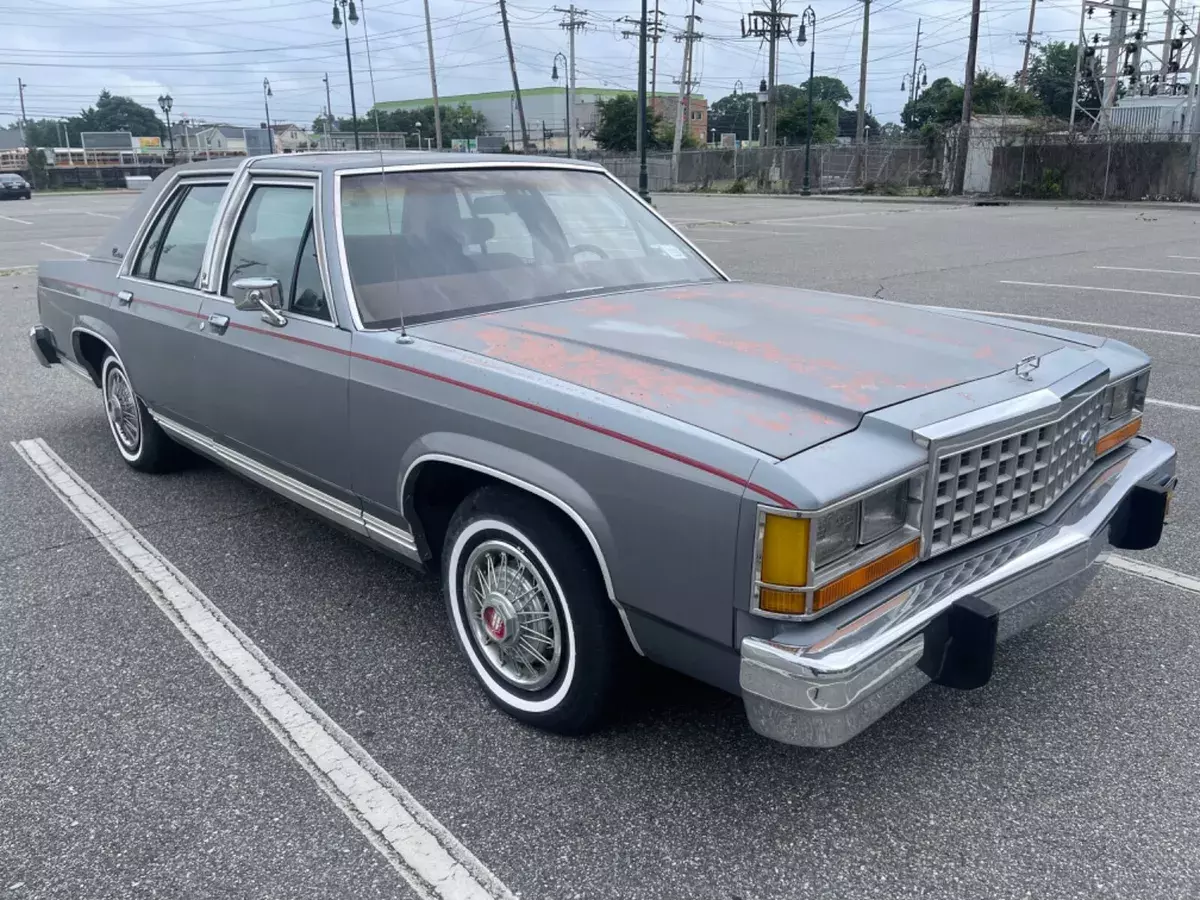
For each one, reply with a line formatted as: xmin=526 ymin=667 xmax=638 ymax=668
xmin=1105 ymin=554 xmax=1200 ymax=595
xmin=0 ymin=213 xmax=33 ymax=225
xmin=998 ymin=280 xmax=1200 ymax=301
xmin=40 ymin=242 xmax=89 ymax=258
xmin=0 ymin=264 xmax=37 ymax=271
xmin=945 ymin=308 xmax=1200 ymax=340
xmin=1167 ymin=255 xmax=1200 ymax=261
xmin=1146 ymin=398 xmax=1200 ymax=412
xmin=84 ymin=211 xmax=120 ymax=219
xmin=11 ymin=438 xmax=515 ymax=900
xmin=1095 ymin=265 xmax=1200 ymax=276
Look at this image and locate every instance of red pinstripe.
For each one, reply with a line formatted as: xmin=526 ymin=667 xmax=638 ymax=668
xmin=87 ymin=289 xmax=795 ymax=508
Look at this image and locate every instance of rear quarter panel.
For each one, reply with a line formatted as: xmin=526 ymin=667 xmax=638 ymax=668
xmin=37 ymin=259 xmax=121 ymax=376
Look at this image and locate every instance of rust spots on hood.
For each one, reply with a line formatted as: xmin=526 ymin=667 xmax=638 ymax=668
xmin=472 ymin=326 xmax=741 ymax=408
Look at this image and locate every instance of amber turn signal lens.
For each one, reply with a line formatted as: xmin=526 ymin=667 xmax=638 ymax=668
xmin=760 ymin=513 xmax=810 ymax=587
xmin=758 ymin=587 xmax=809 ymax=615
xmin=1096 ymin=416 xmax=1141 ymax=456
xmin=811 ymin=538 xmax=920 ymax=613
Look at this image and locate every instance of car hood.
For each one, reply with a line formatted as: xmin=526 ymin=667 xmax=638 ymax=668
xmin=415 ymin=281 xmax=1070 ymax=458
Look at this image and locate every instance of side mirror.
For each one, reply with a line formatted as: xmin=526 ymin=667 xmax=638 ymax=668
xmin=231 ymin=276 xmax=287 ymax=327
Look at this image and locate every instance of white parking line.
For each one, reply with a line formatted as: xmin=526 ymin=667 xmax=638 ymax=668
xmin=84 ymin=211 xmax=120 ymax=219
xmin=1147 ymin=398 xmax=1200 ymax=412
xmin=1105 ymin=555 xmax=1200 ymax=595
xmin=0 ymin=213 xmax=33 ymax=225
xmin=998 ymin=280 xmax=1200 ymax=300
xmin=1095 ymin=265 xmax=1200 ymax=276
xmin=1167 ymin=255 xmax=1200 ymax=261
xmin=11 ymin=438 xmax=515 ymax=900
xmin=945 ymin=308 xmax=1200 ymax=340
xmin=39 ymin=242 xmax=89 ymax=258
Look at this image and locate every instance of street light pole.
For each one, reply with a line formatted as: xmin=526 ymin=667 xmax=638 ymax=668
xmin=158 ymin=93 xmax=175 ymax=163
xmin=799 ymin=6 xmax=816 ymax=195
xmin=332 ymin=0 xmax=361 ymax=150
xmin=552 ymin=52 xmax=570 ymax=157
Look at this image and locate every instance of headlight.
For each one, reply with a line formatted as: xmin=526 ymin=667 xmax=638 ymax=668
xmin=754 ymin=474 xmax=924 ymax=618
xmin=813 ymin=503 xmax=859 ymax=568
xmin=1097 ymin=369 xmax=1149 ymax=456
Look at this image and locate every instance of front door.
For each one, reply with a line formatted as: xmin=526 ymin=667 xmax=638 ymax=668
xmin=194 ymin=178 xmax=353 ymax=498
xmin=115 ymin=179 xmax=227 ymax=429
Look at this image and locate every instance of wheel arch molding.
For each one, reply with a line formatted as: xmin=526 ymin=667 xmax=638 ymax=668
xmin=398 ymin=433 xmax=617 ymax=602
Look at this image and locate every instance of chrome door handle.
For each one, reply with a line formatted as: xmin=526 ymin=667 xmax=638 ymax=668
xmin=205 ymin=313 xmax=230 ymax=335
xmin=116 ymin=290 xmax=133 ymax=306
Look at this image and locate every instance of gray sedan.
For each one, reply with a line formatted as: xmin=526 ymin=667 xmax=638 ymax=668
xmin=30 ymin=152 xmax=1176 ymax=746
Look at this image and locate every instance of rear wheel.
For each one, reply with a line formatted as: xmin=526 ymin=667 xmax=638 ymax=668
xmin=101 ymin=354 xmax=178 ymax=472
xmin=442 ymin=486 xmax=626 ymax=735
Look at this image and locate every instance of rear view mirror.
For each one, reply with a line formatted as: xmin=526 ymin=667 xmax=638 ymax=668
xmin=231 ymin=276 xmax=287 ymax=327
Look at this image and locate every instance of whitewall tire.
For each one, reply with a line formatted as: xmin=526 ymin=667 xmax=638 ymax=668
xmin=101 ymin=354 xmax=177 ymax=473
xmin=442 ymin=486 xmax=626 ymax=734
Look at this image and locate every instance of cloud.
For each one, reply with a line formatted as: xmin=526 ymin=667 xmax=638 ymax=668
xmin=0 ymin=0 xmax=1100 ymax=131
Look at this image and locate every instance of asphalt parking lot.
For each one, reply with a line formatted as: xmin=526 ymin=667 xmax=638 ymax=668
xmin=3 ymin=190 xmax=1200 ymax=899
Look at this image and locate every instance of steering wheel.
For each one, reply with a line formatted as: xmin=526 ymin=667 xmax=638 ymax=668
xmin=570 ymin=243 xmax=610 ymax=261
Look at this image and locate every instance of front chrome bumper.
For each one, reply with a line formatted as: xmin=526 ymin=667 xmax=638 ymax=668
xmin=740 ymin=436 xmax=1177 ymax=748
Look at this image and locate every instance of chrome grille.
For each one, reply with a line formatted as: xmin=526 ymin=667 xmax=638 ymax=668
xmin=929 ymin=390 xmax=1105 ymax=554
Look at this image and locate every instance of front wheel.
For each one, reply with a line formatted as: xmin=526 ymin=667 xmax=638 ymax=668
xmin=442 ymin=486 xmax=627 ymax=735
xmin=101 ymin=354 xmax=178 ymax=472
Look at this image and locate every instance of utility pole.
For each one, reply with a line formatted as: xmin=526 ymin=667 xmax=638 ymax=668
xmin=855 ymin=0 xmax=870 ymax=184
xmin=323 ymin=73 xmax=334 ymax=148
xmin=908 ymin=18 xmax=922 ymax=103
xmin=556 ymin=6 xmax=588 ymax=154
xmin=649 ymin=0 xmax=664 ymax=101
xmin=422 ymin=0 xmax=442 ymax=148
xmin=17 ymin=78 xmax=29 ymax=149
xmin=1019 ymin=0 xmax=1038 ymax=89
xmin=952 ymin=0 xmax=982 ymax=194
xmin=672 ymin=0 xmax=702 ymax=181
xmin=741 ymin=3 xmax=792 ymax=151
xmin=499 ymin=0 xmax=532 ymax=151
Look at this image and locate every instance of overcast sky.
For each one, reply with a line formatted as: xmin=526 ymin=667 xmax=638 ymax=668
xmin=1 ymin=0 xmax=1183 ymax=133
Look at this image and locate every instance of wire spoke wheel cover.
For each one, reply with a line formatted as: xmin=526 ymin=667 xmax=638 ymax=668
xmin=105 ymin=364 xmax=141 ymax=453
xmin=462 ymin=539 xmax=563 ymax=691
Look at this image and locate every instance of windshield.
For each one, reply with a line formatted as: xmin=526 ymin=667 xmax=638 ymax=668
xmin=339 ymin=167 xmax=720 ymax=328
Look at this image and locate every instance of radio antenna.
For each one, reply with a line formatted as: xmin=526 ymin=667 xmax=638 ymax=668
xmin=358 ymin=0 xmax=409 ymax=342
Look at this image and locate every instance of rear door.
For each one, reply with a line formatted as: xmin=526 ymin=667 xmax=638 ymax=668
xmin=115 ymin=178 xmax=228 ymax=428
xmin=195 ymin=176 xmax=353 ymax=496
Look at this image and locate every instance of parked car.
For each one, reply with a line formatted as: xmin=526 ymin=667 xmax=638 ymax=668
xmin=0 ymin=173 xmax=32 ymax=199
xmin=30 ymin=154 xmax=1176 ymax=747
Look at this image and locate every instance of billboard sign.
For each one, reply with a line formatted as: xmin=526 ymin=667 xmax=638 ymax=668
xmin=80 ymin=131 xmax=135 ymax=151
xmin=243 ymin=128 xmax=274 ymax=156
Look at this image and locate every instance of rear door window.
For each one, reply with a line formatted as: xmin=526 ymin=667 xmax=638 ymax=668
xmin=135 ymin=183 xmax=226 ymax=288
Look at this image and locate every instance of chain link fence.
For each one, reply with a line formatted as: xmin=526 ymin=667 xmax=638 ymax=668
xmin=585 ymin=142 xmax=943 ymax=195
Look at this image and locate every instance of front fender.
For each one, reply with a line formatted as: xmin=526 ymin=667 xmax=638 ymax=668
xmin=398 ymin=432 xmax=618 ymax=600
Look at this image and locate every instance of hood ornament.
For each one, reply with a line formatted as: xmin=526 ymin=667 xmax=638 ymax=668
xmin=1015 ymin=355 xmax=1041 ymax=381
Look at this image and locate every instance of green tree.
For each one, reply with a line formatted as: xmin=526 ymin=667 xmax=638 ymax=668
xmin=776 ymin=97 xmax=838 ymax=144
xmin=69 ymin=90 xmax=164 ymax=142
xmin=594 ymin=94 xmax=666 ymax=151
xmin=901 ymin=71 xmax=1043 ymax=132
xmin=836 ymin=107 xmax=881 ymax=139
xmin=708 ymin=91 xmax=755 ymax=141
xmin=1026 ymin=41 xmax=1099 ymax=121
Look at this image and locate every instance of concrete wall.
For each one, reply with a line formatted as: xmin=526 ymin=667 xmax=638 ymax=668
xmin=989 ymin=140 xmax=1194 ymax=200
